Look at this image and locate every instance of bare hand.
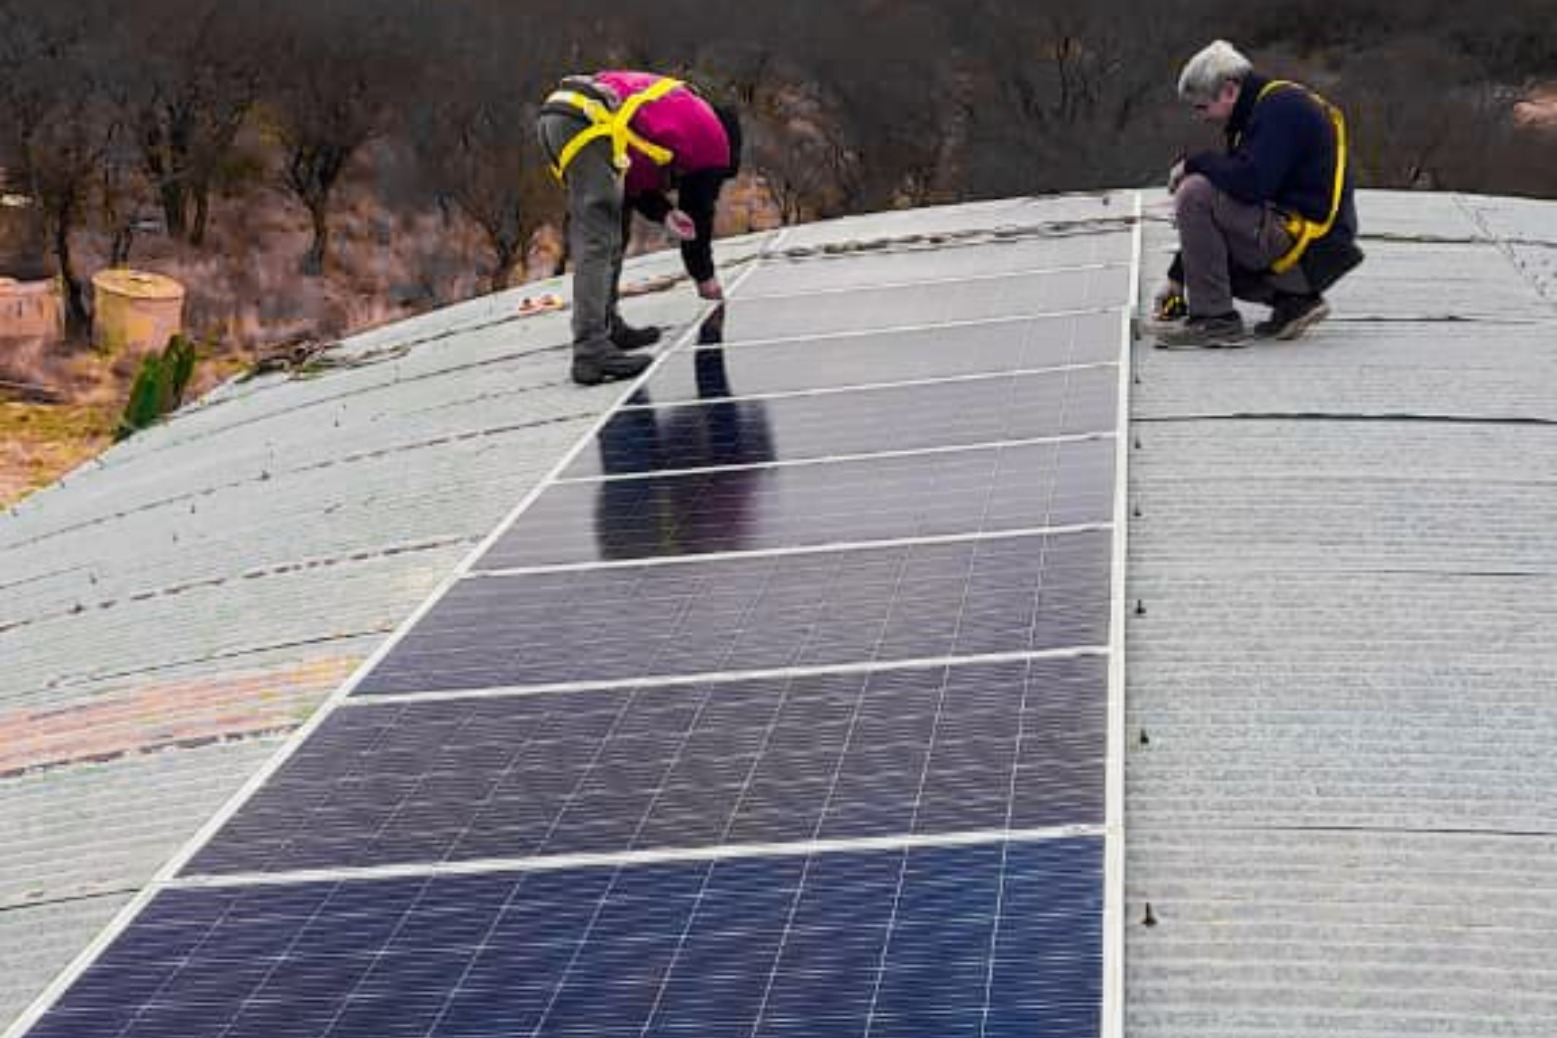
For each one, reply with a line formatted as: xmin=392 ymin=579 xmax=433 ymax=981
xmin=696 ymin=277 xmax=724 ymax=300
xmin=664 ymin=209 xmax=697 ymax=241
xmin=1168 ymin=159 xmax=1187 ymax=195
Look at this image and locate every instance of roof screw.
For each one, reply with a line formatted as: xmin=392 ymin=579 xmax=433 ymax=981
xmin=1139 ymin=728 xmax=1150 ymax=746
xmin=1133 ymin=436 xmax=1142 ymax=450
xmin=1132 ymin=503 xmax=1142 ymax=519
xmin=1143 ymin=903 xmax=1159 ymax=927
xmin=1134 ymin=600 xmax=1147 ymax=617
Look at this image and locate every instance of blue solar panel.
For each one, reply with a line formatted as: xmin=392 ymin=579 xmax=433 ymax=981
xmin=185 ymin=657 xmax=1106 ymax=875
xmin=638 ymin=310 xmax=1123 ymax=404
xmin=354 ymin=531 xmax=1111 ymax=695
xmin=478 ymin=438 xmax=1115 ymax=569
xmin=560 ymin=367 xmax=1118 ymax=480
xmin=35 ymin=840 xmax=1102 ymax=1038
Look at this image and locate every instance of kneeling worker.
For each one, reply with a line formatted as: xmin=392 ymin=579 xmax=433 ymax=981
xmin=1156 ymin=40 xmax=1363 ymax=348
xmin=538 ymin=70 xmax=738 ymax=385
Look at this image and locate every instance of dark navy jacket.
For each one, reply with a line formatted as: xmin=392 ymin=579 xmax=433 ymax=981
xmin=1185 ymin=73 xmax=1357 ymax=240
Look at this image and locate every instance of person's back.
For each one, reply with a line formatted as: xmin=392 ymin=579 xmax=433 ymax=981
xmin=594 ymin=71 xmax=730 ymax=197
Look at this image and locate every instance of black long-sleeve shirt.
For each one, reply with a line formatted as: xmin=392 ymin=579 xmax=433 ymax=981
xmin=629 ymin=168 xmax=726 ymax=283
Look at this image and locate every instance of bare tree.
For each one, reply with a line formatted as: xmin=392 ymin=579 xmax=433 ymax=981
xmin=0 ymin=0 xmax=120 ymax=334
xmin=747 ymin=82 xmax=863 ymax=223
xmin=262 ymin=0 xmax=409 ymax=275
xmin=956 ymin=0 xmax=1198 ymax=196
xmin=409 ymin=8 xmax=561 ymax=293
xmin=124 ymin=0 xmax=259 ymax=244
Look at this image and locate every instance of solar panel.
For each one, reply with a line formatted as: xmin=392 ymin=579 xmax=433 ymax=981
xmin=479 ymin=438 xmax=1115 ymax=569
xmin=736 ymin=233 xmax=1132 ymax=299
xmin=17 ymin=206 xmax=1137 ymax=1038
xmin=353 ymin=531 xmax=1112 ymax=696
xmin=186 ymin=657 xmax=1106 ymax=875
xmin=32 ymin=841 xmax=1102 ymax=1038
xmin=709 ymin=266 xmax=1130 ymax=343
xmin=639 ymin=311 xmax=1122 ymax=404
xmin=560 ymin=369 xmax=1119 ymax=480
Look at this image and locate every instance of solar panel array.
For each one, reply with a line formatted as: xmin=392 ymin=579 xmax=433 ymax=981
xmin=16 ymin=200 xmax=1137 ymax=1038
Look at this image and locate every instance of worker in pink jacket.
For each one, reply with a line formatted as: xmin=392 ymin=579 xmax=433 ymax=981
xmin=537 ymin=71 xmax=740 ymax=385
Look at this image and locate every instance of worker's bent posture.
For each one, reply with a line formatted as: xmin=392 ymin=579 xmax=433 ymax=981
xmin=538 ymin=71 xmax=738 ymax=385
xmin=1156 ymin=40 xmax=1363 ymax=349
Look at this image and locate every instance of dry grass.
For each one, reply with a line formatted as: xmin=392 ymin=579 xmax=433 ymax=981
xmin=0 ymin=400 xmax=116 ymax=506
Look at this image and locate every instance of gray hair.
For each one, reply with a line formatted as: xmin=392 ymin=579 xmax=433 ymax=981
xmin=1177 ymin=40 xmax=1253 ymax=102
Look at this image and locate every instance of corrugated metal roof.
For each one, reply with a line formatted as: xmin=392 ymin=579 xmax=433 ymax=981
xmin=1126 ymin=190 xmax=1557 ymax=1035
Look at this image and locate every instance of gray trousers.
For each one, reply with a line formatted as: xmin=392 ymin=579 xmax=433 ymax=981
xmin=537 ymin=112 xmax=624 ymax=354
xmin=1175 ymin=173 xmax=1310 ymax=316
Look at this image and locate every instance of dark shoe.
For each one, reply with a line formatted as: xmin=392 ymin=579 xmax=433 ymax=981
xmin=610 ymin=320 xmax=662 ymax=351
xmin=1155 ymin=312 xmax=1250 ymax=350
xmin=572 ymin=346 xmax=651 ymax=386
xmin=1254 ymin=293 xmax=1331 ymax=340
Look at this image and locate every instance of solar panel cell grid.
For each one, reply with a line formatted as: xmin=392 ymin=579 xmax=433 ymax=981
xmin=561 ymin=368 xmax=1119 ymax=480
xmin=478 ymin=438 xmax=1115 ymax=570
xmin=186 ymin=658 xmax=1106 ymax=876
xmin=639 ymin=311 xmax=1122 ymax=403
xmin=355 ymin=531 xmax=1111 ymax=695
xmin=37 ymin=841 xmax=1102 ymax=1038
xmin=712 ymin=266 xmax=1131 ymax=342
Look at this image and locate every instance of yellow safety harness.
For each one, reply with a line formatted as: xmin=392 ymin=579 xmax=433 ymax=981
xmin=546 ymin=77 xmax=684 ymax=181
xmin=1247 ymin=80 xmax=1349 ymax=275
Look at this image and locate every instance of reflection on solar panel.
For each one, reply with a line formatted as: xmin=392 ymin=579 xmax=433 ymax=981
xmin=16 ymin=198 xmax=1137 ymax=1038
xmin=483 ymin=438 xmax=1116 ymax=569
xmin=562 ymin=369 xmax=1118 ymax=480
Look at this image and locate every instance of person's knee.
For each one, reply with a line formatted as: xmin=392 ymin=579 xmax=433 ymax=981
xmin=1174 ymin=173 xmax=1216 ymax=216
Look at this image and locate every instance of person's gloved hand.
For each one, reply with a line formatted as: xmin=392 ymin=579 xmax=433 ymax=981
xmin=1167 ymin=159 xmax=1187 ymax=195
xmin=663 ymin=209 xmax=697 ymax=241
xmin=1153 ymin=279 xmax=1187 ymax=321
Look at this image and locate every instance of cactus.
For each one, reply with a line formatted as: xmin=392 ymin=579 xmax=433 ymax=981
xmin=115 ymin=333 xmax=201 ymax=441
xmin=165 ymin=334 xmax=197 ymax=406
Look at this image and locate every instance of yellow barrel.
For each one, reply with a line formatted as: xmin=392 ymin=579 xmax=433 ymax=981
xmin=92 ymin=269 xmax=185 ymax=354
xmin=0 ymin=276 xmax=64 ymax=343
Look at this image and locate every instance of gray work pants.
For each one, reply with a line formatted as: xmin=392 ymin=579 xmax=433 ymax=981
xmin=537 ymin=112 xmax=625 ymax=354
xmin=1175 ymin=173 xmax=1310 ymax=316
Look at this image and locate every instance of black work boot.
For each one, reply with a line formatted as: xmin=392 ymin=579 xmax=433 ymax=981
xmin=1254 ymin=293 xmax=1330 ymax=340
xmin=572 ymin=343 xmax=651 ymax=386
xmin=1154 ymin=312 xmax=1250 ymax=350
xmin=610 ymin=318 xmax=662 ymax=351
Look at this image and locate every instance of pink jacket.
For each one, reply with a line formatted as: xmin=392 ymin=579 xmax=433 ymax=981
xmin=595 ymin=70 xmax=731 ymax=197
